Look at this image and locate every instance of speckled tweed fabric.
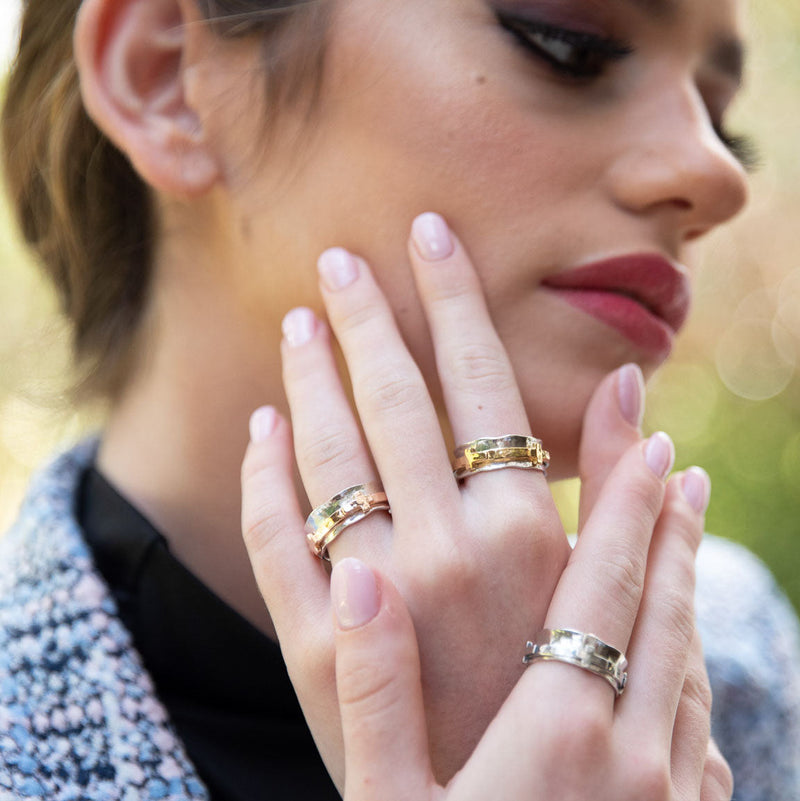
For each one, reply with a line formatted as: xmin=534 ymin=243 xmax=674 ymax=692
xmin=1 ymin=443 xmax=799 ymax=800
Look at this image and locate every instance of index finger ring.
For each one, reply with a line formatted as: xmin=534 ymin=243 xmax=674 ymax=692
xmin=523 ymin=628 xmax=628 ymax=696
xmin=453 ymin=435 xmax=550 ymax=481
xmin=305 ymin=482 xmax=391 ymax=560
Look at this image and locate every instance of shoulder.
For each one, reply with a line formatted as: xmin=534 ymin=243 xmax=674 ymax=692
xmin=696 ymin=535 xmax=800 ymax=801
xmin=0 ymin=442 xmax=208 ymax=800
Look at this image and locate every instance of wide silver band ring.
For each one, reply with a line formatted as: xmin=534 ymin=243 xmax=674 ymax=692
xmin=452 ymin=435 xmax=550 ymax=481
xmin=523 ymin=628 xmax=628 ymax=696
xmin=305 ymin=481 xmax=390 ymax=561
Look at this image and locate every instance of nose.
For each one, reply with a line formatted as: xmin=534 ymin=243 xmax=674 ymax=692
xmin=605 ymin=84 xmax=749 ymax=242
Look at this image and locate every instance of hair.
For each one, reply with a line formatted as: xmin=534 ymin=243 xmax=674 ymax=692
xmin=1 ymin=0 xmax=328 ymax=400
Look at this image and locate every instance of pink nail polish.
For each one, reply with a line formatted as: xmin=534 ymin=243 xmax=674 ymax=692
xmin=318 ymin=248 xmax=359 ymax=291
xmin=412 ymin=212 xmax=455 ymax=262
xmin=249 ymin=406 xmax=277 ymax=443
xmin=644 ymin=432 xmax=675 ymax=480
xmin=282 ymin=307 xmax=317 ymax=347
xmin=331 ymin=558 xmax=380 ymax=630
xmin=617 ymin=363 xmax=645 ymax=428
xmin=682 ymin=467 xmax=711 ymax=514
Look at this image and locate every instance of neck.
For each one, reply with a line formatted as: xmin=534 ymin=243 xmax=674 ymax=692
xmin=97 ymin=244 xmax=292 ymax=640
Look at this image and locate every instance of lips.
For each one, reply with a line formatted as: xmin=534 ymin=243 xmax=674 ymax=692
xmin=541 ymin=254 xmax=691 ymax=357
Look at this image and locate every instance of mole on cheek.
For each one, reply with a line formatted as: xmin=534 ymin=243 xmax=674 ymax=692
xmin=473 ymin=73 xmax=488 ymax=85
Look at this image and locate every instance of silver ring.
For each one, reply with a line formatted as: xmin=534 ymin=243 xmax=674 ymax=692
xmin=305 ymin=482 xmax=390 ymax=561
xmin=523 ymin=628 xmax=628 ymax=696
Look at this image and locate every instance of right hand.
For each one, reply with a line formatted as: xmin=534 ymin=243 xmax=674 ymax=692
xmin=240 ymin=213 xmax=696 ymax=787
xmin=331 ymin=459 xmax=733 ymax=801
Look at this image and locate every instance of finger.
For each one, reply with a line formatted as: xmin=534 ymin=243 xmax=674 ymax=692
xmin=241 ymin=406 xmax=330 ymax=634
xmin=317 ymin=247 xmax=461 ymax=524
xmin=700 ymin=739 xmax=734 ymax=801
xmin=408 ymin=213 xmax=531 ymax=446
xmin=620 ymin=469 xmax=709 ymax=743
xmin=577 ymin=363 xmax=646 ymax=530
xmin=534 ymin=432 xmax=673 ymax=706
xmin=281 ymin=308 xmax=377 ymax=505
xmin=280 ymin=308 xmax=392 ymax=562
xmin=331 ymin=558 xmax=436 ymax=801
xmin=668 ymin=633 xmax=715 ymax=800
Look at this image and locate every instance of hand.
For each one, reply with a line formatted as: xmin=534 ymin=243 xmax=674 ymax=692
xmin=241 ymin=213 xmax=661 ymax=786
xmin=330 ymin=462 xmax=732 ymax=801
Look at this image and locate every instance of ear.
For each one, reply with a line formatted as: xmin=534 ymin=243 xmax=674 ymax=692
xmin=74 ymin=0 xmax=220 ymax=196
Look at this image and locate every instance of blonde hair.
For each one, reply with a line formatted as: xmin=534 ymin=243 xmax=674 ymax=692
xmin=1 ymin=0 xmax=327 ymax=399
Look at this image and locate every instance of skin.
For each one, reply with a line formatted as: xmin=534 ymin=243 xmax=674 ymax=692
xmin=73 ymin=0 xmax=748 ymax=790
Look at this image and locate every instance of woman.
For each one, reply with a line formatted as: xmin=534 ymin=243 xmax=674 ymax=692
xmin=1 ymin=0 xmax=799 ymax=799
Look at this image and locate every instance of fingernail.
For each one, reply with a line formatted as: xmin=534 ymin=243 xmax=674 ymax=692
xmin=249 ymin=406 xmax=277 ymax=443
xmin=318 ymin=247 xmax=359 ymax=291
xmin=411 ymin=212 xmax=455 ymax=262
xmin=617 ymin=363 xmax=645 ymax=428
xmin=282 ymin=307 xmax=317 ymax=347
xmin=682 ymin=467 xmax=711 ymax=514
xmin=644 ymin=431 xmax=675 ymax=480
xmin=331 ymin=557 xmax=381 ymax=630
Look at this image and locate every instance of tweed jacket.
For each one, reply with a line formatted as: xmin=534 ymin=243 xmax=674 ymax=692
xmin=1 ymin=443 xmax=799 ymax=800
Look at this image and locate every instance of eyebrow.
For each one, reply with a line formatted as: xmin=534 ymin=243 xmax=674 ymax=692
xmin=621 ymin=0 xmax=745 ymax=84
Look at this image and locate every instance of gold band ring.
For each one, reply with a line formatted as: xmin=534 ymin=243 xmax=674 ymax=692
xmin=452 ymin=435 xmax=550 ymax=481
xmin=305 ymin=481 xmax=390 ymax=560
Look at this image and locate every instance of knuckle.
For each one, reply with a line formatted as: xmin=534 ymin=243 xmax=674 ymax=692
xmin=655 ymin=581 xmax=696 ymax=653
xmin=337 ymin=660 xmax=408 ymax=729
xmin=296 ymin=427 xmax=358 ymax=475
xmin=359 ymin=369 xmax=424 ymax=416
xmin=549 ymin=706 xmax=611 ymax=764
xmin=683 ymin=664 xmax=713 ymax=720
xmin=573 ymin=545 xmax=645 ymax=621
xmin=241 ymin=497 xmax=295 ymax=556
xmin=446 ymin=341 xmax=515 ymax=393
xmin=628 ymin=756 xmax=672 ymax=801
xmin=703 ymin=744 xmax=734 ymax=801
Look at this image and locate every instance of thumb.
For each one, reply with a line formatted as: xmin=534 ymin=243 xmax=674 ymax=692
xmin=577 ymin=363 xmax=645 ymax=529
xmin=331 ymin=559 xmax=436 ymax=801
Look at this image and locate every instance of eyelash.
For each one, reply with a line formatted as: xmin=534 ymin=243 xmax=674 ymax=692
xmin=714 ymin=127 xmax=761 ymax=171
xmin=496 ymin=12 xmax=633 ymax=79
xmin=496 ymin=12 xmax=760 ymax=170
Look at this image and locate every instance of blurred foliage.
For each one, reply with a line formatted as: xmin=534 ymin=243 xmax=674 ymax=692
xmin=1 ymin=3 xmax=799 ymax=612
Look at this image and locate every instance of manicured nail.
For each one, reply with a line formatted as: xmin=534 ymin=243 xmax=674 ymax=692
xmin=249 ymin=406 xmax=277 ymax=443
xmin=682 ymin=466 xmax=711 ymax=514
xmin=617 ymin=363 xmax=645 ymax=428
xmin=411 ymin=212 xmax=455 ymax=262
xmin=331 ymin=557 xmax=381 ymax=630
xmin=644 ymin=431 xmax=675 ymax=480
xmin=318 ymin=247 xmax=359 ymax=291
xmin=282 ymin=307 xmax=317 ymax=347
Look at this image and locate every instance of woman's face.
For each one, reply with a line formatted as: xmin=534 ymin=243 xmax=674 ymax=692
xmin=206 ymin=0 xmax=749 ymax=473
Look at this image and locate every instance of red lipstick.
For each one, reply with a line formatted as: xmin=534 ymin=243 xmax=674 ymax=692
xmin=541 ymin=254 xmax=691 ymax=358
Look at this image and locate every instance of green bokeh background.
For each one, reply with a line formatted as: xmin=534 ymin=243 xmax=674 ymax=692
xmin=1 ymin=4 xmax=799 ymax=610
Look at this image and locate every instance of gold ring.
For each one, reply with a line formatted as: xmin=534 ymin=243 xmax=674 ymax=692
xmin=452 ymin=435 xmax=550 ymax=481
xmin=305 ymin=481 xmax=390 ymax=560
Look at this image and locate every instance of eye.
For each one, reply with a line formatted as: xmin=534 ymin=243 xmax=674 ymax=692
xmin=714 ymin=125 xmax=761 ymax=172
xmin=496 ymin=11 xmax=633 ymax=79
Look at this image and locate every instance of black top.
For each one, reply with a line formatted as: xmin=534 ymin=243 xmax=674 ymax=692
xmin=76 ymin=466 xmax=340 ymax=801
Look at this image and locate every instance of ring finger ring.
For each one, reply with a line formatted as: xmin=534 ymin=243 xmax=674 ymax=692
xmin=523 ymin=628 xmax=628 ymax=696
xmin=305 ymin=481 xmax=391 ymax=560
xmin=453 ymin=434 xmax=550 ymax=481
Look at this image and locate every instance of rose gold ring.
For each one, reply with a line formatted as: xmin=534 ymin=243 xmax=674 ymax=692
xmin=452 ymin=435 xmax=550 ymax=481
xmin=305 ymin=481 xmax=390 ymax=560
